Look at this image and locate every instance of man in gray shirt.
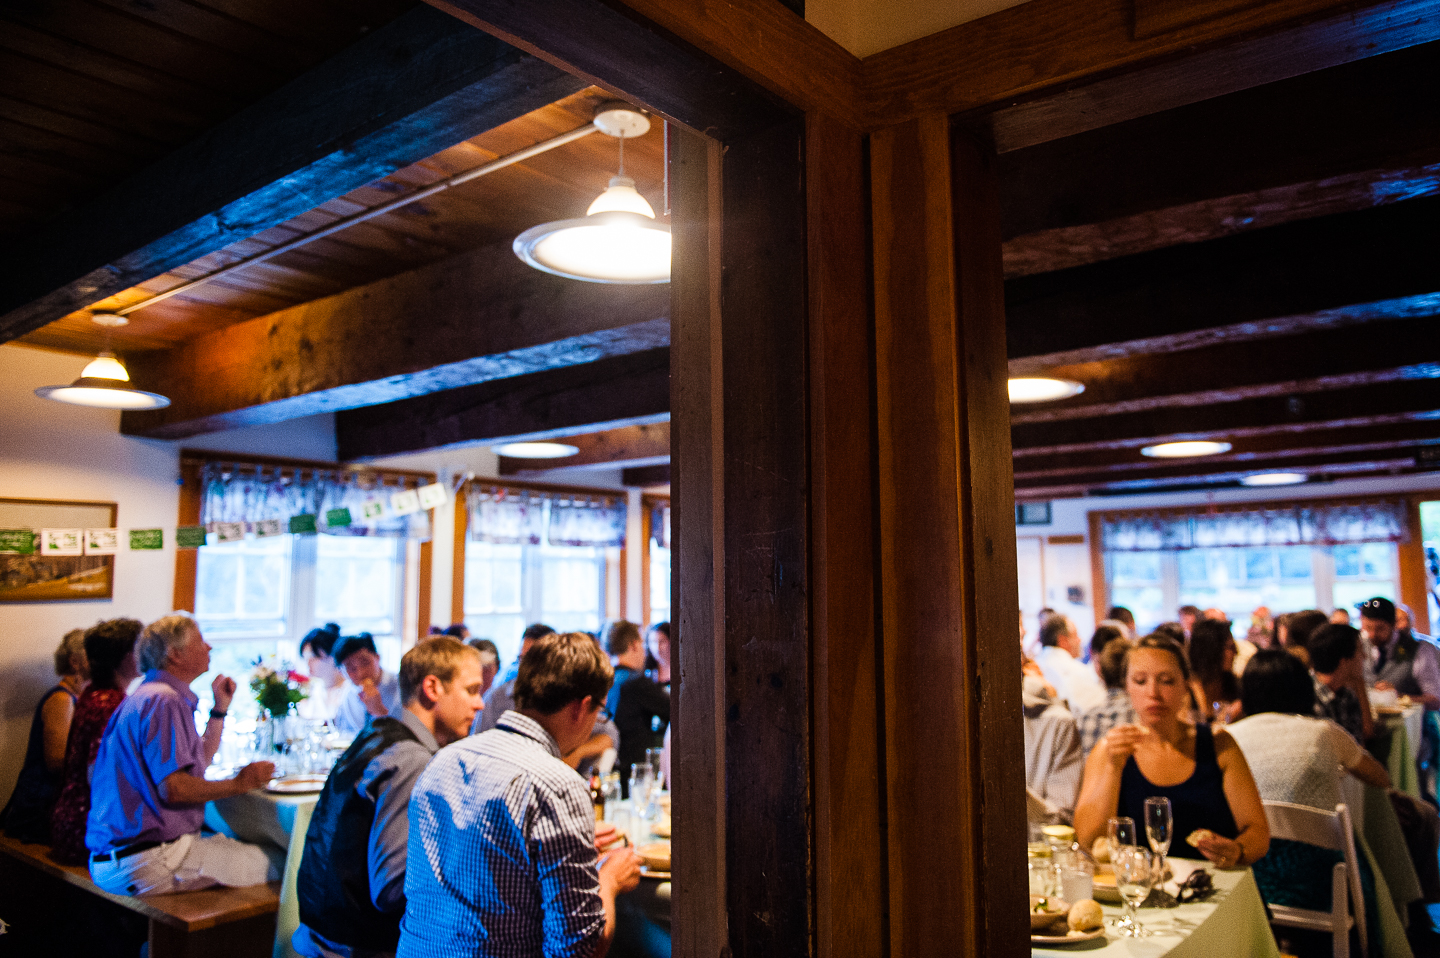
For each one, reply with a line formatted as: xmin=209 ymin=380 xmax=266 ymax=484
xmin=295 ymin=637 xmax=484 ymax=958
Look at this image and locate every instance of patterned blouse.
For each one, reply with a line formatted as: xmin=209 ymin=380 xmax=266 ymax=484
xmin=49 ymin=687 xmax=125 ymax=865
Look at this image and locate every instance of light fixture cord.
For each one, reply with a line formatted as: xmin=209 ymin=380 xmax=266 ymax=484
xmin=618 ymin=135 xmax=626 ymax=177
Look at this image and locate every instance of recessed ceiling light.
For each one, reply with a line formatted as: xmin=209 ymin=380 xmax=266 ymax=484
xmin=1240 ymin=472 xmax=1307 ymax=486
xmin=493 ymin=442 xmax=579 ymax=459
xmin=1008 ymin=377 xmax=1085 ymax=403
xmin=1140 ymin=440 xmax=1232 ymax=458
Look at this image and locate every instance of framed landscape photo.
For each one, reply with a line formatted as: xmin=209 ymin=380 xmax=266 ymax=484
xmin=0 ymin=498 xmax=117 ymax=602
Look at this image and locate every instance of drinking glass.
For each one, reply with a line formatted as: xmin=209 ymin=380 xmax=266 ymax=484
xmin=1060 ymin=858 xmax=1095 ymax=904
xmin=1112 ymin=846 xmax=1154 ymax=937
xmin=1108 ymin=816 xmax=1138 ymax=849
xmin=646 ymin=747 xmax=666 ymax=788
xmin=1028 ymin=856 xmax=1058 ymax=897
xmin=629 ymin=762 xmax=655 ymax=810
xmin=1144 ymin=797 xmax=1172 ymax=887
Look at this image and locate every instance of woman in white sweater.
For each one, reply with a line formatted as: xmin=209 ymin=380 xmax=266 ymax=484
xmin=1228 ymin=650 xmax=1391 ymax=954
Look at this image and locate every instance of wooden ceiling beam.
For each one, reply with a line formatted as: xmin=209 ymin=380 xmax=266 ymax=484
xmin=1005 ymin=196 xmax=1440 ymax=363
xmin=0 ymin=5 xmax=586 ymax=341
xmin=1009 ymin=314 xmax=1440 ymax=422
xmin=497 ymin=423 xmax=670 ymax=475
xmin=336 ymin=348 xmax=670 ymax=460
xmin=1000 ymin=43 xmax=1440 ymax=275
xmin=622 ymin=464 xmax=671 ymax=487
xmin=1015 ymin=457 xmax=1422 ymax=499
xmin=118 ymin=239 xmax=669 ymax=439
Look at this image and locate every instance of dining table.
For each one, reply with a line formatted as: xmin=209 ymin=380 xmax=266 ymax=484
xmin=1369 ymin=700 xmax=1425 ymax=799
xmin=1031 ymin=858 xmax=1278 ymax=958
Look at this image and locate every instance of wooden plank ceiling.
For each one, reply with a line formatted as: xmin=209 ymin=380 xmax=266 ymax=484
xmin=1 ymin=3 xmax=1435 ymax=494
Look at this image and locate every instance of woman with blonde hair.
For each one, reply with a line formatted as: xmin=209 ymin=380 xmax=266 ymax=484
xmin=0 ymin=628 xmax=88 ymax=843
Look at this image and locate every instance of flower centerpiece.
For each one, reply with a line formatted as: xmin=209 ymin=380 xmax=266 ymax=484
xmin=250 ymin=657 xmax=310 ymax=718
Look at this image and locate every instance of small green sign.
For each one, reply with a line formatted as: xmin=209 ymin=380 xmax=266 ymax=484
xmin=325 ymin=508 xmax=353 ymax=529
xmin=289 ymin=514 xmax=318 ymax=535
xmin=129 ymin=529 xmax=163 ymax=551
xmin=0 ymin=529 xmax=36 ymax=554
xmin=175 ymin=526 xmax=207 ymax=549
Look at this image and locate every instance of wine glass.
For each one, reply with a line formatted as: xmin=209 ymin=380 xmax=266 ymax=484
xmin=1108 ymin=816 xmax=1138 ymax=849
xmin=1112 ymin=845 xmax=1154 ymax=937
xmin=1144 ymin=797 xmax=1172 ymax=888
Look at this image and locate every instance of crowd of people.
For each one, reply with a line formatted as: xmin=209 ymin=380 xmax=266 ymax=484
xmin=1 ymin=613 xmax=674 ymax=958
xmin=1022 ymin=596 xmax=1440 ymax=955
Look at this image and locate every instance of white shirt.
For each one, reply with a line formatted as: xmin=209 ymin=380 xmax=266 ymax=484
xmin=1227 ymin=712 xmax=1366 ymax=812
xmin=1035 ymin=646 xmax=1106 ymax=715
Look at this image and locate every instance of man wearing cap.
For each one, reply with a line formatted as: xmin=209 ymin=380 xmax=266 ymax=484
xmin=1367 ymin=597 xmax=1440 ymax=711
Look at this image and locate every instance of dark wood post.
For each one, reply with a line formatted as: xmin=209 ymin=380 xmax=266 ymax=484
xmin=870 ymin=115 xmax=1026 ymax=956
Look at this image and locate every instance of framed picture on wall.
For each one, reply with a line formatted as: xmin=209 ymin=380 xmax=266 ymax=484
xmin=0 ymin=498 xmax=117 ymax=602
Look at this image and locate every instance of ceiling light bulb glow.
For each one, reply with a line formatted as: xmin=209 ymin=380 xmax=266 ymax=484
xmin=492 ymin=442 xmax=580 ymax=459
xmin=81 ymin=352 xmax=130 ymax=382
xmin=586 ymin=177 xmax=655 ymax=218
xmin=1140 ymin=440 xmax=1233 ymax=458
xmin=34 ymin=381 xmax=169 ymax=409
xmin=1007 ymin=377 xmax=1084 ymax=403
xmin=1240 ymin=472 xmax=1307 ymax=486
xmin=514 ymin=212 xmax=671 ymax=284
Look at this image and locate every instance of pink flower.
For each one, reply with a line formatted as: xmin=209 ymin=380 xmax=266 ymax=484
xmin=287 ymin=670 xmax=310 ymax=684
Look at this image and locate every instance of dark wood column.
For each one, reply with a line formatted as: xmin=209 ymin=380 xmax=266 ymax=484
xmin=870 ymin=115 xmax=1025 ymax=956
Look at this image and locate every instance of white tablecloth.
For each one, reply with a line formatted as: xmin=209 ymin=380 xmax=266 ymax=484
xmin=207 ymin=789 xmax=319 ymax=852
xmin=1032 ymin=860 xmax=1278 ymax=958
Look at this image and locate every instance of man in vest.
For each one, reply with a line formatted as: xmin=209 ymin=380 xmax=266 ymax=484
xmin=1368 ymin=597 xmax=1440 ymax=711
xmin=294 ymin=636 xmax=484 ymax=958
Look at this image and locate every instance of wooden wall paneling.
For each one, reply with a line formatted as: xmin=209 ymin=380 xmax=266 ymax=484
xmin=668 ymin=124 xmax=728 ymax=958
xmin=716 ymin=114 xmax=812 ymax=958
xmin=871 ymin=113 xmax=1025 ymax=957
xmin=0 ymin=6 xmax=587 ymax=340
xmin=806 ymin=110 xmax=885 ymax=958
xmin=1399 ymin=495 xmax=1431 ymax=635
xmin=950 ymin=122 xmax=1028 ymax=954
xmin=452 ymin=481 xmax=469 ymax=632
xmin=172 ymin=458 xmax=202 ymax=612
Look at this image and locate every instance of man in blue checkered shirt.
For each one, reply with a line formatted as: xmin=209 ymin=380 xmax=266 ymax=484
xmin=399 ymin=631 xmax=642 ymax=958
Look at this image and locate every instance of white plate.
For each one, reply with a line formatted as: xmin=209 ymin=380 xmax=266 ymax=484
xmin=1031 ymin=927 xmax=1106 ymax=945
xmin=266 ymin=775 xmax=327 ymax=794
xmin=640 ymin=866 xmax=671 ymax=880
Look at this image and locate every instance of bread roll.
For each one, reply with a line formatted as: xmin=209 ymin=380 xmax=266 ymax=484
xmin=1091 ymin=836 xmax=1111 ymax=863
xmin=1185 ymin=829 xmax=1215 ymax=848
xmin=1068 ymin=900 xmax=1104 ymax=932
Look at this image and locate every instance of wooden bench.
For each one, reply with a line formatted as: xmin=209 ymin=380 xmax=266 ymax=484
xmin=0 ymin=834 xmax=279 ymax=958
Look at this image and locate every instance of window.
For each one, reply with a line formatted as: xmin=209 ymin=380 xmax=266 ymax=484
xmin=650 ymin=538 xmax=671 ymax=626
xmin=194 ymin=534 xmax=408 ymax=712
xmin=463 ymin=540 xmax=608 ymax=667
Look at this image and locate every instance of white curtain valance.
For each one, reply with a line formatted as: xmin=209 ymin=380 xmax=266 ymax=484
xmin=1100 ymin=499 xmax=1407 ymax=552
xmin=198 ymin=462 xmax=432 ymax=540
xmin=467 ymin=486 xmax=626 ymax=549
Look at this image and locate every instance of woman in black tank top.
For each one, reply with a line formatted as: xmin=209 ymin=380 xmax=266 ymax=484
xmin=1074 ymin=634 xmax=1269 ymax=871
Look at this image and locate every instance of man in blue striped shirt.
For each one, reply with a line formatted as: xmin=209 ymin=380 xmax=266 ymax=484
xmin=399 ymin=632 xmax=642 ymax=958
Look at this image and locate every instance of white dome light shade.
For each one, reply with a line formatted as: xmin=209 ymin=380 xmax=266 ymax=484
xmin=514 ymin=212 xmax=671 ymax=284
xmin=81 ymin=352 xmax=129 ymax=381
xmin=1241 ymin=472 xmax=1307 ymax=487
xmin=1140 ymin=440 xmax=1232 ymax=458
xmin=1008 ymin=377 xmax=1084 ymax=403
xmin=34 ymin=380 xmax=170 ymax=409
xmin=587 ymin=177 xmax=655 ymax=218
xmin=492 ymin=442 xmax=580 ymax=459
xmin=35 ymin=350 xmax=170 ymax=409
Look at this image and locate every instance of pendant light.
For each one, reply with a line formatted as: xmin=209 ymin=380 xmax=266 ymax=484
xmin=514 ymin=102 xmax=670 ymax=284
xmin=34 ymin=313 xmax=170 ymax=410
xmin=492 ymin=442 xmax=579 ymax=459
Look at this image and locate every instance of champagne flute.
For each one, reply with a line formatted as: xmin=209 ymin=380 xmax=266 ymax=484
xmin=1144 ymin=797 xmax=1172 ymax=888
xmin=1113 ymin=846 xmax=1154 ymax=938
xmin=1108 ymin=816 xmax=1138 ymax=849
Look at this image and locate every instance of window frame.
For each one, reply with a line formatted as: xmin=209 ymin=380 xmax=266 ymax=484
xmin=175 ymin=451 xmax=434 ymax=646
xmin=1088 ymin=488 xmax=1438 ymax=633
xmin=451 ymin=478 xmax=630 ymax=637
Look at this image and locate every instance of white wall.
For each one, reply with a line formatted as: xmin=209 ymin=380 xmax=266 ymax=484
xmin=1015 ymin=473 xmax=1440 ymax=641
xmin=0 ymin=344 xmax=335 ymax=803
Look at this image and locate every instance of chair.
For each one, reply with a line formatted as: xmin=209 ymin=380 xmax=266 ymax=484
xmin=1261 ymin=801 xmax=1365 ymax=958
